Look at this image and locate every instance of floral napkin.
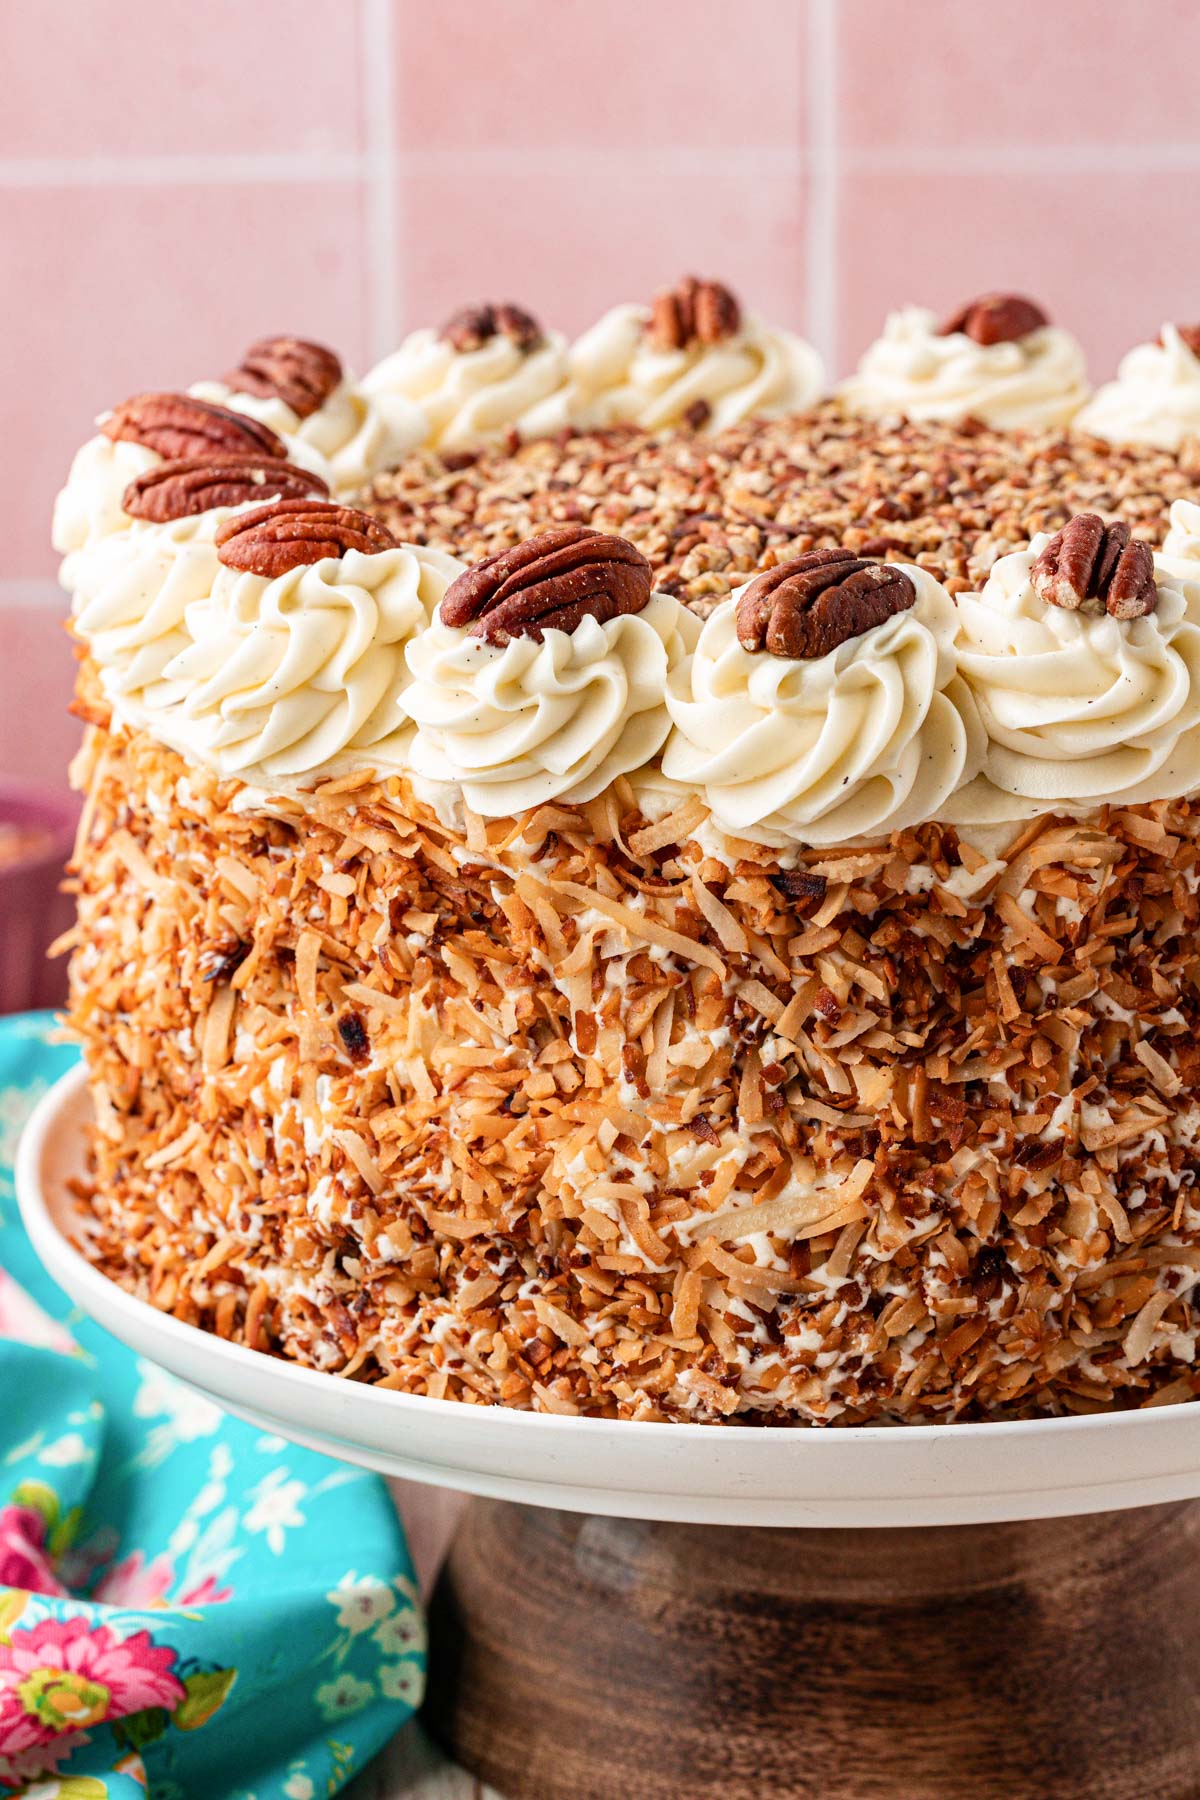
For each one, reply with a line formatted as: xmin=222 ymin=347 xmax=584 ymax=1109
xmin=0 ymin=1013 xmax=424 ymax=1799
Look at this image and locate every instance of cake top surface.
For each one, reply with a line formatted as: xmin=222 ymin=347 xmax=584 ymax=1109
xmin=364 ymin=401 xmax=1200 ymax=622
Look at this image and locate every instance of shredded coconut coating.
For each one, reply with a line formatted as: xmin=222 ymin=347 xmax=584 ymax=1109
xmin=63 ymin=679 xmax=1200 ymax=1424
xmin=363 ymin=403 xmax=1200 ymax=620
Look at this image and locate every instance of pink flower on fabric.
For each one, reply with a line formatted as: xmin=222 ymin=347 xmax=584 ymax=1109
xmin=0 ymin=1616 xmax=184 ymax=1757
xmin=0 ymin=1506 xmax=67 ymax=1599
xmin=93 ymin=1552 xmax=233 ymax=1610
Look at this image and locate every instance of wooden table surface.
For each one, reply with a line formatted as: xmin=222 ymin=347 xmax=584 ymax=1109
xmin=345 ymin=1483 xmax=506 ymax=1800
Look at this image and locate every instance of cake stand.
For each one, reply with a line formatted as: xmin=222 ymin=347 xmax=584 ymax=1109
xmin=19 ymin=1068 xmax=1200 ymax=1799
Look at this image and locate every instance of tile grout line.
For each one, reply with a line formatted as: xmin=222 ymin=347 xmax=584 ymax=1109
xmin=804 ymin=0 xmax=838 ymax=376
xmin=361 ymin=0 xmax=400 ymax=362
xmin=0 ymin=153 xmax=369 ymax=187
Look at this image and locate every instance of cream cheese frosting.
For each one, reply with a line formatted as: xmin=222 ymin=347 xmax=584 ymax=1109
xmin=1160 ymin=498 xmax=1200 ymax=584
xmin=839 ymin=307 xmax=1089 ymax=431
xmin=190 ymin=377 xmax=426 ymax=496
xmin=1075 ymin=325 xmax=1200 ymax=450
xmin=403 ymin=592 xmax=699 ymax=816
xmin=110 ymin=542 xmax=464 ymax=782
xmin=65 ymin=508 xmax=245 ymax=704
xmin=560 ymin=304 xmax=824 ymax=434
xmin=362 ymin=328 xmax=571 ymax=452
xmin=946 ymin=536 xmax=1200 ymax=822
xmin=52 ymin=434 xmax=160 ymax=555
xmin=661 ymin=565 xmax=981 ymax=847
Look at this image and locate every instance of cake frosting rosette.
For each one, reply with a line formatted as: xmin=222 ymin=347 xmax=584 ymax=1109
xmin=192 ymin=334 xmax=427 ymax=496
xmin=662 ymin=549 xmax=981 ymax=846
xmin=947 ymin=513 xmax=1200 ymax=821
xmin=839 ymin=294 xmax=1089 ymax=431
xmin=363 ymin=302 xmax=571 ymax=452
xmin=1075 ymin=324 xmax=1200 ymax=451
xmin=404 ymin=524 xmax=698 ymax=814
xmin=82 ymin=497 xmax=464 ymax=782
xmin=557 ymin=275 xmax=823 ymax=434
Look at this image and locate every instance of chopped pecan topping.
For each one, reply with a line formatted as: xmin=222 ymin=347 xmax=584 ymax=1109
xmin=102 ymin=392 xmax=287 ymax=462
xmin=224 ymin=336 xmax=343 ymax=418
xmin=439 ymin=524 xmax=653 ymax=644
xmin=648 ymin=277 xmax=742 ymax=351
xmin=1170 ymin=323 xmax=1200 ymax=358
xmin=215 ymin=499 xmax=398 ymax=577
xmin=1030 ymin=513 xmax=1157 ymax=619
xmin=735 ymin=548 xmax=917 ymax=659
xmin=122 ymin=456 xmax=328 ymax=523
xmin=940 ymin=294 xmax=1049 ymax=346
xmin=439 ymin=302 xmax=544 ymax=354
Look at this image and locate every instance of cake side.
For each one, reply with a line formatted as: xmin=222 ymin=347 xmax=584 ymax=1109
xmin=64 ymin=695 xmax=1200 ymax=1423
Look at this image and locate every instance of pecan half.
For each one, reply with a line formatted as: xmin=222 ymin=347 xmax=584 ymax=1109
xmin=122 ymin=456 xmax=329 ymax=523
xmin=1030 ymin=513 xmax=1156 ymax=619
xmin=224 ymin=336 xmax=343 ymax=418
xmin=439 ymin=302 xmax=544 ymax=354
xmin=439 ymin=524 xmax=653 ymax=644
xmin=736 ymin=548 xmax=917 ymax=659
xmin=940 ymin=294 xmax=1049 ymax=346
xmin=215 ymin=499 xmax=399 ymax=577
xmin=1170 ymin=323 xmax=1200 ymax=358
xmin=648 ymin=277 xmax=742 ymax=351
xmin=102 ymin=392 xmax=287 ymax=461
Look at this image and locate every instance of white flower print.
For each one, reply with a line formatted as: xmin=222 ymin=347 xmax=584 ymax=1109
xmin=283 ymin=1774 xmax=316 ymax=1800
xmin=244 ymin=1467 xmax=307 ymax=1555
xmin=326 ymin=1571 xmax=395 ymax=1636
xmin=315 ymin=1671 xmax=375 ymax=1721
xmin=379 ymin=1659 xmax=424 ymax=1706
xmin=372 ymin=1603 xmax=426 ymax=1660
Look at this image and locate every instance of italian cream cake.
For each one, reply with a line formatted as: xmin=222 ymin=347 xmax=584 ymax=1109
xmin=54 ymin=296 xmax=1200 ymax=1425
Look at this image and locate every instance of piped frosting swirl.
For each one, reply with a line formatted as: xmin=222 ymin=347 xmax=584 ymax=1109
xmin=839 ymin=306 xmax=1089 ymax=430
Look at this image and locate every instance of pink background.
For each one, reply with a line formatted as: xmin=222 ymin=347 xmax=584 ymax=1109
xmin=6 ymin=0 xmax=1200 ymax=793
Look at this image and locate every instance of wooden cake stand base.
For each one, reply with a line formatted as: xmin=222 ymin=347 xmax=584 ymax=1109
xmin=424 ymin=1496 xmax=1200 ymax=1800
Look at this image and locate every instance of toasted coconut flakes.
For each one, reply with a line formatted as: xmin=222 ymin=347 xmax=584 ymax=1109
xmin=333 ymin=1128 xmax=385 ymax=1195
xmin=628 ymin=797 xmax=709 ymax=858
xmin=552 ymin=880 xmax=726 ymax=977
xmin=532 ymin=1296 xmax=590 ymax=1347
xmin=63 ymin=699 xmax=1200 ymax=1425
xmin=1134 ymin=1039 xmax=1182 ymax=1097
xmin=201 ymin=984 xmax=236 ymax=1072
xmin=689 ymin=873 xmax=749 ymax=954
xmin=1124 ymin=1289 xmax=1174 ymax=1364
xmin=704 ymin=1159 xmax=872 ymax=1244
xmin=996 ymin=893 xmax=1063 ymax=962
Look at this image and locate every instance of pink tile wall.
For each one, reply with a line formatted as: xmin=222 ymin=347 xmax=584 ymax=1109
xmin=6 ymin=0 xmax=1200 ymax=781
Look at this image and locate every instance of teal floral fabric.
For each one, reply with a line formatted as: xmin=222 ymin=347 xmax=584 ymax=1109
xmin=0 ymin=1014 xmax=424 ymax=1798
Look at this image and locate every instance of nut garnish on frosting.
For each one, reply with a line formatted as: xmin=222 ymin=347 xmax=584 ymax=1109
xmin=663 ymin=558 xmax=980 ymax=847
xmin=735 ymin=548 xmax=917 ymax=660
xmin=1030 ymin=513 xmax=1156 ymax=620
xmin=404 ymin=526 xmax=697 ymax=816
xmin=194 ymin=335 xmax=426 ymax=497
xmin=648 ymin=276 xmax=741 ymax=352
xmin=440 ymin=302 xmax=543 ymax=354
xmin=363 ymin=301 xmax=568 ymax=451
xmin=123 ymin=456 xmax=329 ymax=523
xmin=947 ymin=531 xmax=1200 ymax=822
xmin=102 ymin=391 xmax=288 ymax=461
xmin=840 ymin=302 xmax=1089 ymax=431
xmin=439 ymin=524 xmax=652 ymax=644
xmin=215 ymin=498 xmax=399 ymax=576
xmin=939 ymin=293 xmax=1049 ymax=346
xmin=560 ymin=278 xmax=823 ymax=434
xmin=224 ymin=336 xmax=344 ymax=419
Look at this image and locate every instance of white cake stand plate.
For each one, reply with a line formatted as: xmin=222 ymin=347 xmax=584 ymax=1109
xmin=18 ymin=1068 xmax=1200 ymax=1799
